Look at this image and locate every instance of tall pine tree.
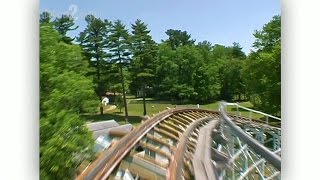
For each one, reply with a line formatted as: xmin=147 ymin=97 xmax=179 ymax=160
xmin=78 ymin=15 xmax=111 ymax=114
xmin=53 ymin=14 xmax=79 ymax=44
xmin=130 ymin=19 xmax=157 ymax=115
xmin=108 ymin=20 xmax=132 ymax=121
xmin=40 ymin=11 xmax=52 ymax=24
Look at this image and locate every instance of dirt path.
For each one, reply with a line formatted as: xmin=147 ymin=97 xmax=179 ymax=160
xmin=105 ymin=105 xmax=116 ymax=111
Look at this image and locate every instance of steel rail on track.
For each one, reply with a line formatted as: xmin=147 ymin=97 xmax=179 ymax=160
xmin=219 ymin=102 xmax=281 ymax=171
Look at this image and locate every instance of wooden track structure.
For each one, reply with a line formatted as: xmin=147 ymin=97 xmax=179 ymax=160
xmin=76 ymin=107 xmax=281 ymax=180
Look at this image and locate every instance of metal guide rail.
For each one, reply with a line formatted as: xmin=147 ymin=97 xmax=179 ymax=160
xmin=217 ymin=101 xmax=281 ymax=180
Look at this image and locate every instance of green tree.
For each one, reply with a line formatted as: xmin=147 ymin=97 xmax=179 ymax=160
xmin=174 ymin=45 xmax=200 ymax=101
xmin=197 ymin=40 xmax=213 ymax=63
xmin=115 ymin=95 xmax=125 ymax=112
xmin=218 ymin=43 xmax=246 ymax=101
xmin=154 ymin=42 xmax=221 ymax=103
xmin=253 ymin=15 xmax=281 ymax=52
xmin=231 ymin=42 xmax=246 ymax=59
xmin=40 ymin=11 xmax=52 ymax=24
xmin=194 ymin=43 xmax=219 ymax=101
xmin=164 ymin=29 xmax=195 ymax=49
xmin=40 ymin=111 xmax=94 ymax=180
xmin=78 ymin=15 xmax=111 ymax=114
xmin=194 ymin=41 xmax=220 ymax=102
xmin=130 ymin=19 xmax=157 ymax=115
xmin=243 ymin=15 xmax=281 ymax=115
xmin=108 ymin=20 xmax=132 ymax=121
xmin=154 ymin=43 xmax=179 ymax=100
xmin=40 ymin=25 xmax=96 ymax=180
xmin=40 ymin=25 xmax=93 ymax=113
xmin=53 ymin=14 xmax=79 ymax=44
xmin=107 ymin=63 xmax=123 ymax=95
xmin=219 ymin=58 xmax=244 ymax=101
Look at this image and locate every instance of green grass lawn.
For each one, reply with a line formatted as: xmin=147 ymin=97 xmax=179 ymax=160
xmin=82 ymin=101 xmax=177 ymax=126
xmin=82 ymin=98 xmax=278 ymax=127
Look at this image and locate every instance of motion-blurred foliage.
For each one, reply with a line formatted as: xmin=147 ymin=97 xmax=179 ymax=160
xmin=40 ymin=25 xmax=96 ymax=180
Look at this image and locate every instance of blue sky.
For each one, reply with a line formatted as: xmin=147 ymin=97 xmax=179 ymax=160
xmin=40 ymin=0 xmax=280 ymax=54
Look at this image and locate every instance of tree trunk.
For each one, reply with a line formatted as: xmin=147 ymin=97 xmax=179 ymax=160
xmin=99 ymin=96 xmax=103 ymax=115
xmin=96 ymin=48 xmax=103 ymax=115
xmin=143 ymin=84 xmax=147 ymax=116
xmin=97 ymin=64 xmax=103 ymax=115
xmin=120 ymin=61 xmax=129 ymax=122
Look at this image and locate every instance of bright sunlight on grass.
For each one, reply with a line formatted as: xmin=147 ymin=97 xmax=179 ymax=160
xmin=83 ymin=99 xmax=270 ymax=127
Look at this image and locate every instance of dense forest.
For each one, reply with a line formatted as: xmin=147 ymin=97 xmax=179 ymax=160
xmin=40 ymin=12 xmax=280 ymax=179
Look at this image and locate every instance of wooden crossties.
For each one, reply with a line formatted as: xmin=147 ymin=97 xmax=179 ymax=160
xmin=76 ymin=108 xmax=220 ymax=180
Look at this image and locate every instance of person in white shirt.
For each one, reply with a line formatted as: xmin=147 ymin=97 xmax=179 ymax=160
xmin=102 ymin=97 xmax=109 ymax=106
